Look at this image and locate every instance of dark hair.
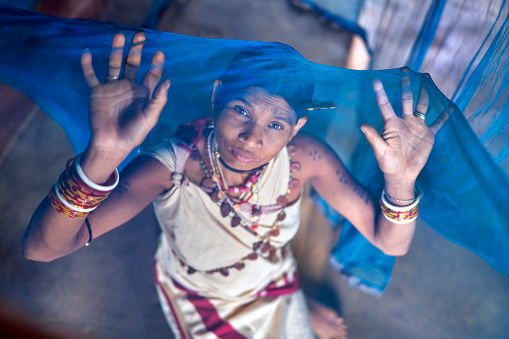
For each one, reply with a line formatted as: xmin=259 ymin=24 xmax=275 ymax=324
xmin=213 ymin=43 xmax=314 ymax=122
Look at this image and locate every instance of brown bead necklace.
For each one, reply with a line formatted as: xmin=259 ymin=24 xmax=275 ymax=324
xmin=177 ymin=130 xmax=295 ymax=276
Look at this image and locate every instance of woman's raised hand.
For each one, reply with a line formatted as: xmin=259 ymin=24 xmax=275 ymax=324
xmin=360 ymin=72 xmax=449 ymax=182
xmin=81 ymin=32 xmax=170 ymax=155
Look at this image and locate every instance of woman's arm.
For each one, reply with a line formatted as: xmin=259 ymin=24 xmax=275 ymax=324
xmin=23 ymin=155 xmax=173 ymax=262
xmin=297 ymin=73 xmax=448 ymax=256
xmin=22 ymin=32 xmax=171 ymax=261
xmin=302 ymin=138 xmax=415 ymax=256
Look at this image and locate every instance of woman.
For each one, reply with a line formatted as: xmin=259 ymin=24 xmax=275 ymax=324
xmin=22 ymin=32 xmax=447 ymax=338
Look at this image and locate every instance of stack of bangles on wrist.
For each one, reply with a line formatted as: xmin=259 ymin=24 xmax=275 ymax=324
xmin=49 ymin=154 xmax=119 ymax=244
xmin=380 ymin=188 xmax=421 ymax=224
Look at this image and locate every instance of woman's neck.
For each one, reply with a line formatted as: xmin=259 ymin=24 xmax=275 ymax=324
xmin=218 ymin=159 xmax=252 ymax=187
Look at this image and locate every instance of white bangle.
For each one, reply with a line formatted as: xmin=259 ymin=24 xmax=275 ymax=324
xmin=381 ymin=190 xmax=420 ymax=211
xmin=54 ymin=183 xmax=97 ymax=213
xmin=75 ymin=154 xmax=119 ymax=191
xmin=380 ymin=190 xmax=420 ymax=224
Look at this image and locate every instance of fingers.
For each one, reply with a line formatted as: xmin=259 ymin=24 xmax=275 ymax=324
xmin=400 ymin=71 xmax=413 ymax=117
xmin=429 ymin=108 xmax=449 ymax=134
xmin=143 ymin=79 xmax=171 ymax=128
xmin=107 ymin=33 xmax=125 ymax=81
xmin=81 ymin=49 xmax=99 ymax=88
xmin=123 ymin=32 xmax=146 ymax=81
xmin=372 ymin=79 xmax=396 ymax=120
xmin=415 ymin=85 xmax=429 ymax=115
xmin=143 ymin=51 xmax=166 ymax=96
xmin=360 ymin=123 xmax=387 ymax=160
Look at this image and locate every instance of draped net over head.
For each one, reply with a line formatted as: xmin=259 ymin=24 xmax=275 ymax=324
xmin=0 ymin=4 xmax=508 ymax=294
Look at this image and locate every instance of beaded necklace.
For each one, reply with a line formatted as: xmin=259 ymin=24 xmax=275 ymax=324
xmin=179 ymin=129 xmax=295 ymax=276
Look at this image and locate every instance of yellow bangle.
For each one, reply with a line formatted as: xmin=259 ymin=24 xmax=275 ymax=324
xmin=380 ymin=191 xmax=420 ymax=224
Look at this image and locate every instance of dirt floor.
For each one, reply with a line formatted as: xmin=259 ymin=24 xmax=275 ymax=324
xmin=1 ymin=1 xmax=508 ymax=338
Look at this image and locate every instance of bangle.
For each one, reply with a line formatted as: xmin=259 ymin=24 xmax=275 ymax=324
xmin=49 ymin=185 xmax=90 ymax=218
xmin=75 ymin=154 xmax=119 ymax=191
xmin=383 ymin=187 xmax=420 ymax=203
xmin=53 ymin=183 xmax=98 ymax=213
xmin=379 ymin=191 xmax=420 ymax=224
xmin=49 ymin=155 xmax=119 ymax=218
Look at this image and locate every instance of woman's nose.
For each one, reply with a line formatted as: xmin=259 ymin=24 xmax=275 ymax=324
xmin=239 ymin=123 xmax=263 ymax=146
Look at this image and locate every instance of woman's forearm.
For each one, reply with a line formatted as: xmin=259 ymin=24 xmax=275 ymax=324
xmin=373 ymin=176 xmax=418 ymax=256
xmin=23 ymin=197 xmax=90 ymax=262
xmin=23 ymin=147 xmax=123 ymax=262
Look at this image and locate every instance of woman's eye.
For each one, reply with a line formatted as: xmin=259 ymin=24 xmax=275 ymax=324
xmin=235 ymin=106 xmax=248 ymax=116
xmin=269 ymin=123 xmax=283 ymax=130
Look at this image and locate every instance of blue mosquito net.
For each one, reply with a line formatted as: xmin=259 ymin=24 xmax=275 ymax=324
xmin=0 ymin=3 xmax=508 ymax=295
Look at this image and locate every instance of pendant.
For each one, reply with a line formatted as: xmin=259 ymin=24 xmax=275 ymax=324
xmin=261 ymin=242 xmax=271 ymax=253
xmin=247 ymin=252 xmax=258 ymax=260
xmin=277 ymin=195 xmax=288 ymax=206
xmin=269 ymin=248 xmax=277 ymax=261
xmin=289 ymin=178 xmax=300 ymax=190
xmin=287 ymin=143 xmax=297 ymax=156
xmin=187 ymin=267 xmax=196 ymax=274
xmin=251 ymin=225 xmax=259 ymax=231
xmin=277 ymin=211 xmax=286 ymax=221
xmin=233 ymin=204 xmax=241 ymax=211
xmin=218 ymin=190 xmax=225 ymax=199
xmin=234 ymin=262 xmax=245 ymax=270
xmin=231 ymin=216 xmax=241 ymax=227
xmin=220 ymin=202 xmax=232 ymax=217
xmin=269 ymin=228 xmax=280 ymax=237
xmin=290 ymin=161 xmax=301 ymax=173
xmin=212 ymin=173 xmax=220 ymax=182
xmin=219 ymin=268 xmax=229 ymax=276
xmin=251 ymin=193 xmax=258 ymax=202
xmin=211 ymin=190 xmax=220 ymax=203
xmin=201 ymin=177 xmax=215 ymax=188
xmin=253 ymin=241 xmax=263 ymax=250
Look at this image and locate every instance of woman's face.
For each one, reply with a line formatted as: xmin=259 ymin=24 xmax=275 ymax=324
xmin=214 ymin=86 xmax=306 ymax=171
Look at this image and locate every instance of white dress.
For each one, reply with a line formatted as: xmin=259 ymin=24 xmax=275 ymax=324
xmin=145 ymin=136 xmax=314 ymax=339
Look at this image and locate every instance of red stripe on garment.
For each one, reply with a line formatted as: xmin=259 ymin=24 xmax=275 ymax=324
xmin=256 ymin=270 xmax=300 ymax=298
xmin=153 ymin=264 xmax=189 ymax=339
xmin=172 ymin=279 xmax=247 ymax=339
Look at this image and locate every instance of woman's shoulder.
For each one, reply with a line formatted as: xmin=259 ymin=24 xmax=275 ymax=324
xmin=288 ymin=133 xmax=341 ymax=180
xmin=288 ymin=133 xmax=329 ymax=161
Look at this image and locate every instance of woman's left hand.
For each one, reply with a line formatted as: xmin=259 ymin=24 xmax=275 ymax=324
xmin=360 ymin=72 xmax=449 ymax=182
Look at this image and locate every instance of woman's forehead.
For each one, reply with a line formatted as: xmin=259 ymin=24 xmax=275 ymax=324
xmin=232 ymin=87 xmax=296 ymax=119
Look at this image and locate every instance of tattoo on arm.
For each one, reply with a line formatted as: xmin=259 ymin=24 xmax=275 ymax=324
xmin=353 ymin=187 xmax=370 ymax=206
xmin=116 ymin=180 xmax=130 ymax=195
xmin=336 ymin=170 xmax=348 ymax=184
xmin=309 ymin=149 xmax=324 ymax=161
xmin=336 ymin=170 xmax=369 ymax=205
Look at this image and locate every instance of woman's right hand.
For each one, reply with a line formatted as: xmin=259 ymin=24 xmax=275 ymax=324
xmin=81 ymin=32 xmax=170 ymax=156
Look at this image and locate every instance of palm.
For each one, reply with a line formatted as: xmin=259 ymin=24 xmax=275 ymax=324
xmin=362 ymin=74 xmax=448 ymax=181
xmin=81 ymin=32 xmax=170 ymax=154
xmin=89 ymin=80 xmax=152 ymax=151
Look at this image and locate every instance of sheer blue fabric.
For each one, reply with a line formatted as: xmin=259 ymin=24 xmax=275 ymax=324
xmin=0 ymin=4 xmax=508 ymax=294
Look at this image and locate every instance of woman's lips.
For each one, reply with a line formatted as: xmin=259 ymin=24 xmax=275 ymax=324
xmin=229 ymin=148 xmax=259 ymax=163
